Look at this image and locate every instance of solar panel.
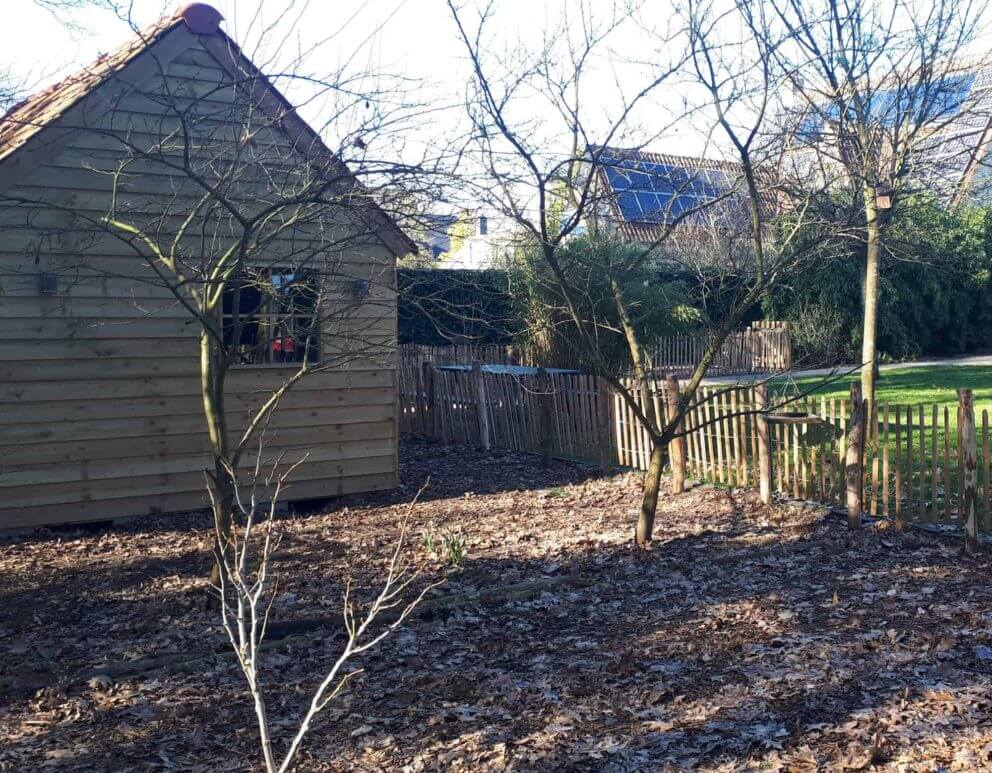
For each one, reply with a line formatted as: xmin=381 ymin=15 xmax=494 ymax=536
xmin=603 ymin=166 xmax=631 ymax=192
xmin=598 ymin=150 xmax=741 ymax=225
xmin=635 ymin=191 xmax=661 ymax=217
xmin=615 ymin=191 xmax=642 ymax=221
xmin=666 ymin=196 xmax=688 ymax=217
xmin=655 ymin=164 xmax=691 ymax=192
xmin=800 ymin=72 xmax=977 ymax=137
xmin=604 ymin=165 xmax=654 ymax=192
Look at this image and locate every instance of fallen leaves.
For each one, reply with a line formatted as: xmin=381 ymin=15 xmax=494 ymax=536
xmin=1 ymin=439 xmax=992 ymax=770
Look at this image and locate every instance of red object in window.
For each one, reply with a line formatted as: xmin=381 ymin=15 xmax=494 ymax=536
xmin=272 ymin=336 xmax=296 ymax=360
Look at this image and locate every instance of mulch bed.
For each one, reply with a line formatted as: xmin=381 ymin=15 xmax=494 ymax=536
xmin=2 ymin=438 xmax=992 ymax=770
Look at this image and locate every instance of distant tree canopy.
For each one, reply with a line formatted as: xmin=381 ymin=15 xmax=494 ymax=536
xmin=397 ymin=268 xmax=516 ymax=345
xmin=398 ymin=240 xmax=766 ymax=355
xmin=506 ymin=236 xmax=702 ymax=370
xmin=763 ymin=196 xmax=992 ymax=365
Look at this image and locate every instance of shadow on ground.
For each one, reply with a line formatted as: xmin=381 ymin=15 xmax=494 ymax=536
xmin=1 ymin=439 xmax=991 ymax=770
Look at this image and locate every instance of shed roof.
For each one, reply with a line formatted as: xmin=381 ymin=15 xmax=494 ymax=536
xmin=0 ymin=3 xmax=417 ymax=256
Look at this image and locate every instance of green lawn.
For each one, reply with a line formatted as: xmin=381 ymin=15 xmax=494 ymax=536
xmin=772 ymin=364 xmax=992 ymax=527
xmin=781 ymin=365 xmax=992 ymax=411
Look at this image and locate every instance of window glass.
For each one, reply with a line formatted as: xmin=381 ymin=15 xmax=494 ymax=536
xmin=222 ymin=269 xmax=320 ymax=365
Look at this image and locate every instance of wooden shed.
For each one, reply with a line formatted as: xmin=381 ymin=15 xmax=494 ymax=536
xmin=0 ymin=4 xmax=414 ymax=529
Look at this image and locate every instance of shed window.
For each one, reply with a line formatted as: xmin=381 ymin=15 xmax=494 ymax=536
xmin=222 ymin=269 xmax=320 ymax=365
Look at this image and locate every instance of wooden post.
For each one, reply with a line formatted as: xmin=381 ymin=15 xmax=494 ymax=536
xmin=471 ymin=360 xmax=491 ymax=451
xmin=781 ymin=321 xmax=792 ymax=371
xmin=596 ymin=377 xmax=613 ymax=474
xmin=422 ymin=361 xmax=435 ymax=440
xmin=958 ymin=399 xmax=966 ymax=522
xmin=960 ymin=388 xmax=980 ymax=554
xmin=845 ymin=382 xmax=865 ymax=529
xmin=537 ymin=367 xmax=553 ymax=466
xmin=665 ymin=374 xmax=686 ymax=494
xmin=755 ymin=384 xmax=772 ymax=505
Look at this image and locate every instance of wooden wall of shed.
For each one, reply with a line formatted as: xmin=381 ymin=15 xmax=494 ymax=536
xmin=0 ymin=28 xmax=399 ymax=528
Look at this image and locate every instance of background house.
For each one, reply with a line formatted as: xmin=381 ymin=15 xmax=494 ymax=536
xmin=781 ymin=63 xmax=992 ymax=204
xmin=416 ymin=209 xmax=515 ymax=270
xmin=417 ymin=213 xmax=458 ymax=259
xmin=587 ymin=146 xmax=769 ymax=269
xmin=0 ymin=6 xmax=412 ymax=528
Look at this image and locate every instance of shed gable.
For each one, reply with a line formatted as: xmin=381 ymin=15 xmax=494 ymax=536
xmin=0 ymin=7 xmax=403 ymax=528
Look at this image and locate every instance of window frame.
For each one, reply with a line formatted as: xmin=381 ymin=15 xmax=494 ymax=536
xmin=222 ymin=267 xmax=322 ymax=367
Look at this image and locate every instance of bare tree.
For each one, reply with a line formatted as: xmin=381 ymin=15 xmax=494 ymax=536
xmin=0 ymin=3 xmax=454 ymax=764
xmin=752 ymin=0 xmax=992 ymax=402
xmin=447 ymin=0 xmax=829 ymax=543
xmin=214 ymin=461 xmax=434 ymax=772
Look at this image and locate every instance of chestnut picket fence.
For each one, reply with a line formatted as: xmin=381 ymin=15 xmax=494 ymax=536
xmin=400 ymin=357 xmax=991 ymax=535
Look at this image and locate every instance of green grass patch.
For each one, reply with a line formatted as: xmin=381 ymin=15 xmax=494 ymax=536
xmin=778 ymin=365 xmax=992 ymax=412
xmin=764 ymin=364 xmax=992 ymax=528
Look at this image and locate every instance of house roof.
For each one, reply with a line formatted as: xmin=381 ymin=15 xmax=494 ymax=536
xmin=785 ymin=63 xmax=992 ymax=204
xmin=591 ymin=146 xmax=755 ymax=244
xmin=0 ymin=3 xmax=417 ymax=256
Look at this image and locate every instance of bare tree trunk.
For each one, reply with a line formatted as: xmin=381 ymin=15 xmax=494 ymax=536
xmin=200 ymin=328 xmax=235 ymax=587
xmin=613 ymin=275 xmax=668 ymax=545
xmin=860 ymin=189 xmax=881 ymax=404
xmin=611 ymin=277 xmax=655 ymax=426
xmin=208 ymin=464 xmax=237 ymax=587
xmin=845 ymin=382 xmax=865 ymax=530
xmin=960 ymin=388 xmax=980 ymax=555
xmin=665 ymin=374 xmax=685 ymax=495
xmin=636 ymin=441 xmax=666 ymax=545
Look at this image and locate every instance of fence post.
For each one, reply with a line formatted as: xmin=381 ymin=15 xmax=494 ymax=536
xmin=472 ymin=360 xmax=491 ymax=451
xmin=755 ymin=384 xmax=773 ymax=505
xmin=596 ymin=377 xmax=613 ymax=474
xmin=845 ymin=382 xmax=865 ymax=529
xmin=421 ymin=360 xmax=435 ymax=439
xmin=782 ymin=322 xmax=792 ymax=370
xmin=665 ymin=374 xmax=686 ymax=494
xmin=960 ymin=388 xmax=980 ymax=554
xmin=537 ymin=366 xmax=553 ymax=466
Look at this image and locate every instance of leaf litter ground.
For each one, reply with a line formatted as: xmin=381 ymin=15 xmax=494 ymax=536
xmin=2 ymin=438 xmax=992 ymax=770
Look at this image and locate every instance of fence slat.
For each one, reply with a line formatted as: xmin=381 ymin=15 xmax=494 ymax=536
xmin=943 ymin=405 xmax=951 ymax=523
xmin=918 ymin=405 xmax=926 ymax=521
xmin=882 ymin=403 xmax=890 ymax=517
xmin=714 ymin=389 xmax=726 ymax=485
xmin=984 ymin=409 xmax=990 ymax=534
xmin=931 ymin=405 xmax=939 ymax=523
xmin=893 ymin=405 xmax=903 ymax=525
